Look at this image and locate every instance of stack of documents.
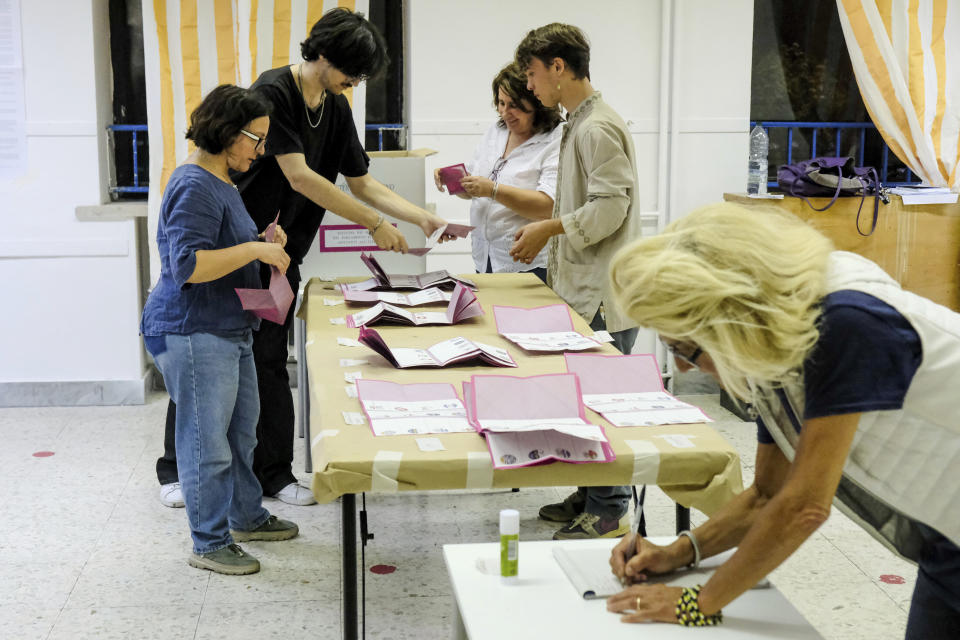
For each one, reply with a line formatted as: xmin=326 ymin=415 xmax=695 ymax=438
xmin=346 ymin=283 xmax=483 ymax=327
xmin=357 ymin=326 xmax=516 ymax=369
xmin=355 ymin=379 xmax=474 ymax=436
xmin=564 ymin=353 xmax=711 ymax=426
xmin=463 ymin=373 xmax=615 ymax=469
xmin=493 ymin=304 xmax=603 ymax=352
xmin=888 ymin=186 xmax=958 ymax=205
xmin=340 ymin=253 xmax=478 ymax=292
xmin=342 ymin=287 xmax=452 ymax=306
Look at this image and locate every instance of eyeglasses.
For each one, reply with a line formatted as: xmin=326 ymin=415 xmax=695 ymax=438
xmin=239 ymin=129 xmax=267 ymax=151
xmin=660 ymin=338 xmax=703 ymax=368
xmin=490 ymin=158 xmax=508 ymax=182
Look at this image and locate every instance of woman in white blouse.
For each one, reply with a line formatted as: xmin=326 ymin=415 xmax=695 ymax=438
xmin=434 ymin=63 xmax=562 ymax=282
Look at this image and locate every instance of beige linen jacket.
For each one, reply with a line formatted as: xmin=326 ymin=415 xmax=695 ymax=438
xmin=547 ymin=92 xmax=642 ymax=332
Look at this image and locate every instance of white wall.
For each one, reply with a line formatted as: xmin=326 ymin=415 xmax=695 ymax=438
xmin=406 ymin=0 xmax=753 ymax=248
xmin=0 ymin=0 xmax=752 ymax=405
xmin=0 ymin=0 xmax=148 ymax=405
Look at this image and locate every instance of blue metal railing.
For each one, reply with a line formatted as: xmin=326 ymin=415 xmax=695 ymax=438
xmin=365 ymin=123 xmax=406 ymax=151
xmin=108 ymin=124 xmax=149 ymax=195
xmin=750 ymin=121 xmax=920 ymax=188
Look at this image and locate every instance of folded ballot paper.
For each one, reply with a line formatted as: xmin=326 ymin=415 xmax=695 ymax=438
xmin=235 ymin=215 xmax=294 ymax=325
xmin=463 ymin=373 xmax=615 ymax=469
xmin=343 ymin=287 xmax=452 ymax=306
xmin=340 ymin=253 xmax=478 ymax=293
xmin=493 ymin=304 xmax=603 ymax=352
xmin=564 ymin=353 xmax=712 ymax=426
xmin=357 ymin=326 xmax=517 ymax=369
xmin=355 ymin=379 xmax=475 ymax=436
xmin=407 ymin=222 xmax=475 ymax=256
xmin=345 ymin=283 xmax=483 ymax=327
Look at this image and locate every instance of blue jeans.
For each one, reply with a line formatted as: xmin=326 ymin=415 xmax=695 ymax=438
xmin=905 ymin=524 xmax=960 ymax=639
xmin=575 ymin=310 xmax=638 ymax=518
xmin=147 ymin=331 xmax=270 ymax=554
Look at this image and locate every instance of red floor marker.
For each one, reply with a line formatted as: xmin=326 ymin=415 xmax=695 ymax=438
xmin=32 ymin=451 xmax=55 ymax=458
xmin=370 ymin=564 xmax=396 ymax=575
xmin=880 ymin=574 xmax=905 ymax=584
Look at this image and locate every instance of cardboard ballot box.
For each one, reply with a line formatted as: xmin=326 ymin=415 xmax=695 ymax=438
xmin=300 ymin=149 xmax=438 ymax=280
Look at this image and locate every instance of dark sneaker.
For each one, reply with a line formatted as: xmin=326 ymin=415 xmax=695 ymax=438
xmin=552 ymin=511 xmax=630 ymax=540
xmin=230 ymin=515 xmax=299 ymax=542
xmin=539 ymin=491 xmax=586 ymax=522
xmin=188 ymin=543 xmax=260 ymax=575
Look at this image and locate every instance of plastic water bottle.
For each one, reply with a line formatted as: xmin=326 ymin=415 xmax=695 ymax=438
xmin=747 ymin=125 xmax=769 ymax=195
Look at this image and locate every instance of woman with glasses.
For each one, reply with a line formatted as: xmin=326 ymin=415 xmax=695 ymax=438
xmin=604 ymin=202 xmax=959 ymax=637
xmin=434 ymin=62 xmax=562 ymax=283
xmin=141 ymin=84 xmax=298 ymax=576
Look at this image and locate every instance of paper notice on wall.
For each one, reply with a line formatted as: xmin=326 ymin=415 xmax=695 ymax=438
xmin=0 ymin=0 xmax=26 ymax=178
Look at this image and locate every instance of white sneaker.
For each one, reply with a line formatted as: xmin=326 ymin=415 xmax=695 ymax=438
xmin=159 ymin=482 xmax=184 ymax=508
xmin=273 ymin=482 xmax=316 ymax=506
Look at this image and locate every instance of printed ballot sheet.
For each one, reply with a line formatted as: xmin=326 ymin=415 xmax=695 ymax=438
xmin=407 ymin=222 xmax=475 ymax=256
xmin=493 ymin=304 xmax=602 ymax=352
xmin=357 ymin=326 xmax=517 ymax=369
xmin=341 ymin=253 xmax=478 ymax=292
xmin=343 ymin=287 xmax=452 ymax=306
xmin=235 ymin=215 xmax=294 ymax=324
xmin=564 ymin=353 xmax=712 ymax=426
xmin=345 ymin=283 xmax=483 ymax=327
xmin=356 ymin=379 xmax=474 ymax=436
xmin=464 ymin=373 xmax=615 ymax=469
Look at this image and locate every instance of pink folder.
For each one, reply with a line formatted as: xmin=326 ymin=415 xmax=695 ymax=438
xmin=563 ymin=353 xmax=666 ymax=394
xmin=465 ymin=373 xmax=616 ymax=469
xmin=345 ymin=282 xmax=483 ymax=327
xmin=437 ymin=163 xmax=468 ymax=194
xmin=235 ymin=214 xmax=294 ymax=325
xmin=493 ymin=304 xmax=577 ymax=333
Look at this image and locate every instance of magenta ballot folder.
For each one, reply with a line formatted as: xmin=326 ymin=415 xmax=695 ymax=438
xmin=235 ymin=214 xmax=294 ymax=325
xmin=437 ymin=163 xmax=468 ymax=194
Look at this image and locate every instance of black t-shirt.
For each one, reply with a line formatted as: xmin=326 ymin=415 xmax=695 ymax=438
xmin=233 ymin=66 xmax=370 ymax=267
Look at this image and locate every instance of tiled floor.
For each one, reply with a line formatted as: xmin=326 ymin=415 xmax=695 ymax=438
xmin=0 ymin=389 xmax=915 ymax=639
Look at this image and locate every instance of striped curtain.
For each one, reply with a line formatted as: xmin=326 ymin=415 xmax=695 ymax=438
xmin=837 ymin=0 xmax=960 ymax=190
xmin=142 ymin=0 xmax=367 ymax=278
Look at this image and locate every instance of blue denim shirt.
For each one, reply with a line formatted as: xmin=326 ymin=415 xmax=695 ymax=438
xmin=141 ymin=164 xmax=262 ymax=336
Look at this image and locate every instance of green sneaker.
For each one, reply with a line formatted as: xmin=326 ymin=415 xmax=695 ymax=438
xmin=188 ymin=543 xmax=260 ymax=575
xmin=552 ymin=511 xmax=630 ymax=540
xmin=230 ymin=515 xmax=299 ymax=542
xmin=538 ymin=491 xmax=586 ymax=522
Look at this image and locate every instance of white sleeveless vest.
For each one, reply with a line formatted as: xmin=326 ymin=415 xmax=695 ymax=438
xmin=753 ymin=251 xmax=960 ymax=561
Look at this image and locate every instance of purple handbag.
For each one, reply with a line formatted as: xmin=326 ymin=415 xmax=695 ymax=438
xmin=777 ymin=156 xmax=886 ymax=236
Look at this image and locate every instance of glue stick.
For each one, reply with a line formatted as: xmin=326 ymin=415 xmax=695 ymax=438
xmin=499 ymin=509 xmax=519 ymax=582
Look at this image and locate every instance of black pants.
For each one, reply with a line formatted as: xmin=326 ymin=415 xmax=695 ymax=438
xmin=156 ymin=265 xmax=299 ymax=496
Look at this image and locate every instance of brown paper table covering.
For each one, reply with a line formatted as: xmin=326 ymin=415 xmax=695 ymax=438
xmin=299 ymin=272 xmax=743 ymax=515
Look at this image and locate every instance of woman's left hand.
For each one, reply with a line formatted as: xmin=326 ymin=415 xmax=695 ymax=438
xmin=606 ymin=584 xmax=683 ymax=624
xmin=459 ymin=175 xmax=495 ymax=199
xmin=259 ymin=224 xmax=287 ymax=248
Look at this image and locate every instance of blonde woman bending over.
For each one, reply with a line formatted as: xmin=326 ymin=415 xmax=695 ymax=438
xmin=604 ymin=202 xmax=960 ymax=638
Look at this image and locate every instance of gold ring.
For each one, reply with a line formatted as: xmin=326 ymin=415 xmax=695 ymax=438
xmin=635 ymin=595 xmax=642 ymax=611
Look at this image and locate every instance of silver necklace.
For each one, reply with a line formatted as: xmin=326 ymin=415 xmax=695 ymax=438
xmin=298 ymin=64 xmax=326 ymax=129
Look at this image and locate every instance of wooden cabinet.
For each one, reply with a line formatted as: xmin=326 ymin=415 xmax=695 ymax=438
xmin=724 ymin=193 xmax=960 ymax=311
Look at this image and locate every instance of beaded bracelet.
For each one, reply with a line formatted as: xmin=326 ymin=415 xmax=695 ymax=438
xmin=370 ymin=213 xmax=384 ymax=234
xmin=675 ymin=585 xmax=723 ymax=627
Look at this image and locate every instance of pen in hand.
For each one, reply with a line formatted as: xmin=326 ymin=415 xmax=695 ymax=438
xmin=620 ymin=500 xmax=644 ymax=586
